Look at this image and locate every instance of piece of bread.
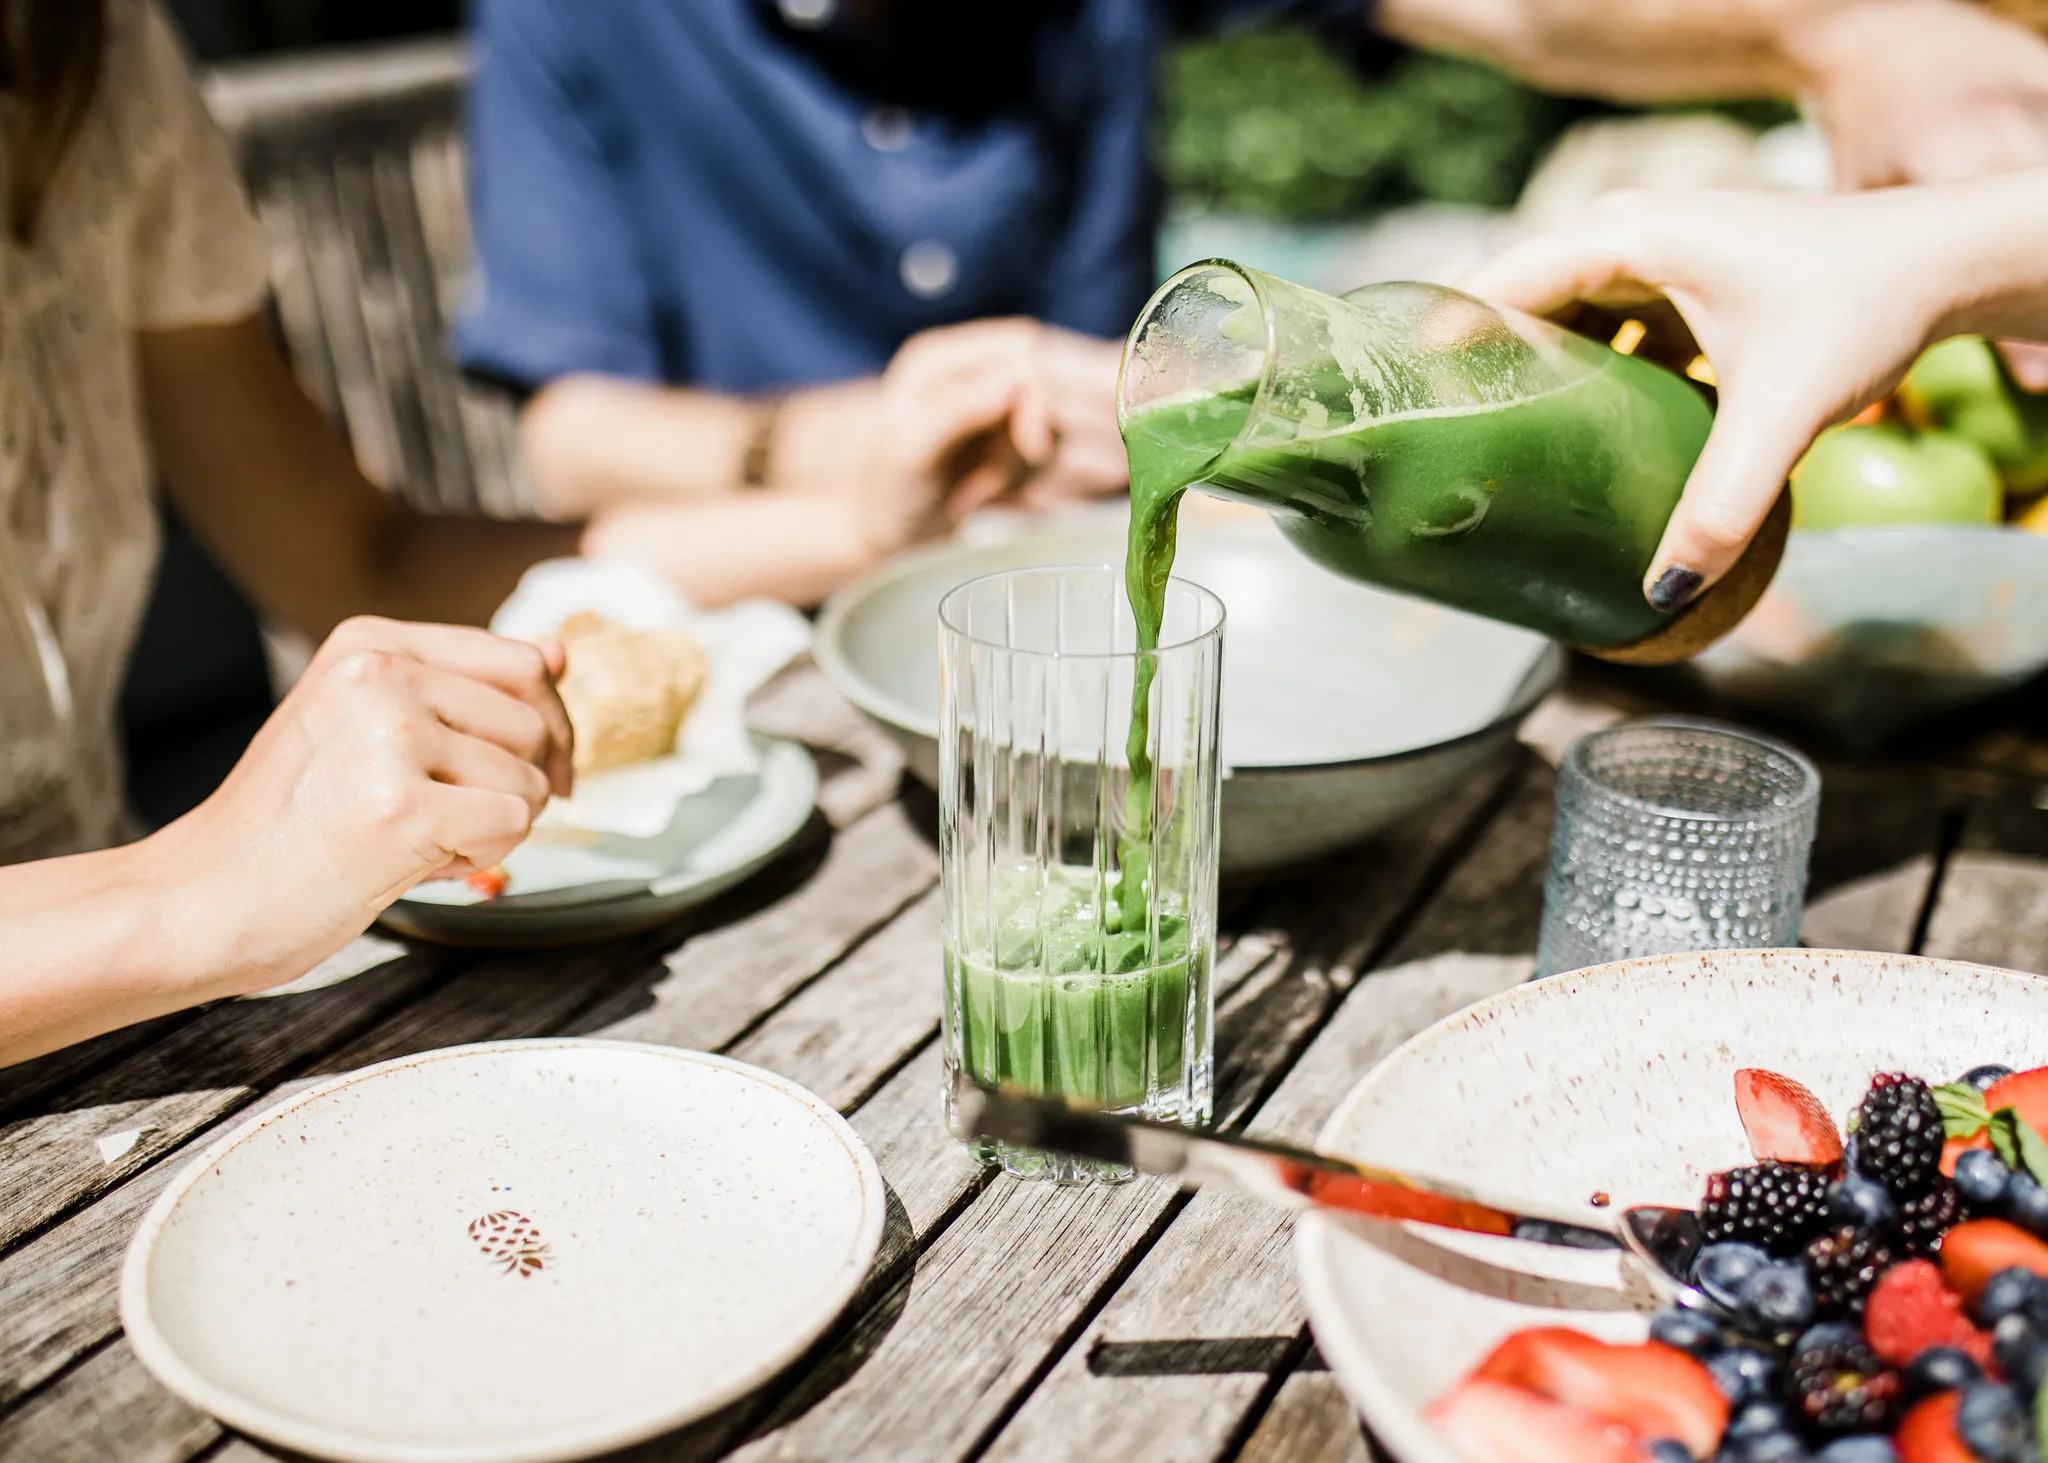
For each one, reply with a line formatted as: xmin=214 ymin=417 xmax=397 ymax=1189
xmin=553 ymin=615 xmax=707 ymax=773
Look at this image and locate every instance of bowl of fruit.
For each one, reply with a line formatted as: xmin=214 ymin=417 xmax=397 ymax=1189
xmin=1691 ymin=338 xmax=2048 ymax=748
xmin=1294 ymin=946 xmax=2048 ymax=1463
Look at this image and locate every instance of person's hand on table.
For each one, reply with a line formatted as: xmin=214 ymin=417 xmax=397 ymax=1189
xmin=1462 ymin=177 xmax=2048 ymax=611
xmin=154 ymin=616 xmax=573 ymax=988
xmin=1011 ymin=327 xmax=1129 ymax=508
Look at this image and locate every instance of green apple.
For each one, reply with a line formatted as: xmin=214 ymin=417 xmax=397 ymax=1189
xmin=1790 ymin=423 xmax=2003 ymax=530
xmin=1898 ymin=335 xmax=2048 ymax=492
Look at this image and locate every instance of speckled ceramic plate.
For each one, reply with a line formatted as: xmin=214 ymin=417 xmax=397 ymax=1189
xmin=379 ymin=735 xmax=817 ymax=947
xmin=1294 ymin=949 xmax=2048 ymax=1463
xmin=121 ymin=1040 xmax=885 ymax=1463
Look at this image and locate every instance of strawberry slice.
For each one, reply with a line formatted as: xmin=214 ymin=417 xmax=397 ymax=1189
xmin=1426 ymin=1377 xmax=1643 ymax=1463
xmin=1734 ymin=1068 xmax=1844 ymax=1165
xmin=1865 ymin=1258 xmax=1993 ymax=1368
xmin=1985 ymin=1067 xmax=2048 ymax=1136
xmin=1941 ymin=1131 xmax=1992 ymax=1178
xmin=466 ymin=865 xmax=511 ymax=900
xmin=1940 ymin=1218 xmax=2048 ymax=1306
xmin=1472 ymin=1328 xmax=1726 ymax=1457
xmin=1896 ymin=1392 xmax=1974 ymax=1463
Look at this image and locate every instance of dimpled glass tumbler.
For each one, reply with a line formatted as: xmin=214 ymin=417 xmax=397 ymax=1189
xmin=938 ymin=567 xmax=1223 ymax=1184
xmin=1535 ymin=720 xmax=1821 ymax=979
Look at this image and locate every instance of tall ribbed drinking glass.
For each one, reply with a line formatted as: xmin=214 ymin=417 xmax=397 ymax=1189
xmin=1536 ymin=719 xmax=1821 ymax=979
xmin=939 ymin=566 xmax=1223 ymax=1184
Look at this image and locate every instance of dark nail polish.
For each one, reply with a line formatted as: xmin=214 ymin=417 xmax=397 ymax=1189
xmin=1646 ymin=565 xmax=1703 ymax=614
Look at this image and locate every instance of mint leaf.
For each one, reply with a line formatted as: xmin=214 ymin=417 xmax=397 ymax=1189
xmin=2013 ymin=1110 xmax=2048 ymax=1188
xmin=1936 ymin=1081 xmax=1993 ymax=1138
xmin=1991 ymin=1109 xmax=2026 ymax=1171
xmin=2036 ymin=1366 xmax=2048 ymax=1463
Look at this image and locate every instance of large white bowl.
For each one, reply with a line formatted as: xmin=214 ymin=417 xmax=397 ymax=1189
xmin=815 ymin=524 xmax=1560 ymax=877
xmin=1295 ymin=948 xmax=2048 ymax=1463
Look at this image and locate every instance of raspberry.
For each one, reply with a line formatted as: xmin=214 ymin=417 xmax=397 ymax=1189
xmin=1864 ymin=1258 xmax=1995 ymax=1370
xmin=1701 ymin=1162 xmax=1835 ymax=1255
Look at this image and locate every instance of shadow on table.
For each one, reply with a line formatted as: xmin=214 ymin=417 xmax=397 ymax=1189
xmin=0 ymin=812 xmax=837 ymax=1120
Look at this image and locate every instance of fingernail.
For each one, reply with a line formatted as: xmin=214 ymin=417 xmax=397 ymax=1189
xmin=1646 ymin=565 xmax=1703 ymax=614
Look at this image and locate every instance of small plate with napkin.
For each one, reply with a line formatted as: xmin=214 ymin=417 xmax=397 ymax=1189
xmin=380 ymin=560 xmax=818 ymax=946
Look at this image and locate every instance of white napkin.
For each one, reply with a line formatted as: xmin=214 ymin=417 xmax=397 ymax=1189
xmin=490 ymin=559 xmax=812 ymax=838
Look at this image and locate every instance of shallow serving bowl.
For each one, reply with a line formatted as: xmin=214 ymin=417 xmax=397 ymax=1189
xmin=1690 ymin=525 xmax=2048 ymax=747
xmin=815 ymin=521 xmax=1560 ymax=877
xmin=1295 ymin=948 xmax=2048 ymax=1463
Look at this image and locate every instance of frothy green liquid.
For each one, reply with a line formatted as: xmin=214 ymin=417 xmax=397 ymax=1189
xmin=945 ymin=864 xmax=1207 ymax=1115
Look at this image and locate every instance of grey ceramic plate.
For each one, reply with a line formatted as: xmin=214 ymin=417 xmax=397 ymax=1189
xmin=379 ymin=736 xmax=818 ymax=946
xmin=815 ymin=522 xmax=1560 ymax=875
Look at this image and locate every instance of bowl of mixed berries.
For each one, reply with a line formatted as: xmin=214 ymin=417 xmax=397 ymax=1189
xmin=1292 ymin=949 xmax=2048 ymax=1463
xmin=1430 ymin=1062 xmax=2048 ymax=1463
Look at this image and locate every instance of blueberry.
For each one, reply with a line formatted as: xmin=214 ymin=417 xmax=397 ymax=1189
xmin=1708 ymin=1343 xmax=1783 ymax=1406
xmin=1735 ymin=1432 xmax=1813 ymax=1463
xmin=1738 ymin=1261 xmax=1816 ymax=1334
xmin=1813 ymin=1439 xmax=1900 ymax=1463
xmin=1638 ymin=1442 xmax=1692 ymax=1463
xmin=1903 ymin=1344 xmax=1984 ymax=1400
xmin=1966 ymin=1064 xmax=2018 ymax=1090
xmin=1829 ymin=1173 xmax=1898 ymax=1230
xmin=1957 ymin=1148 xmax=2016 ymax=1208
xmin=1956 ymin=1380 xmax=2033 ymax=1463
xmin=1696 ymin=1242 xmax=1773 ymax=1312
xmin=1651 ymin=1306 xmax=1723 ymax=1358
xmin=1794 ymin=1321 xmax=1867 ymax=1359
xmin=2008 ymin=1172 xmax=2048 ymax=1238
xmin=1994 ymin=1313 xmax=2048 ymax=1397
xmin=1842 ymin=1136 xmax=1863 ymax=1175
xmin=1977 ymin=1266 xmax=2045 ymax=1327
xmin=1727 ymin=1398 xmax=1791 ymax=1440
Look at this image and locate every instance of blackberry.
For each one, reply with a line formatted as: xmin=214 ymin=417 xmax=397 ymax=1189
xmin=1701 ymin=1162 xmax=1835 ymax=1254
xmin=1790 ymin=1336 xmax=1902 ymax=1434
xmin=1897 ymin=1179 xmax=1963 ymax=1255
xmin=1805 ymin=1226 xmax=1897 ymax=1319
xmin=1851 ymin=1074 xmax=1945 ymax=1198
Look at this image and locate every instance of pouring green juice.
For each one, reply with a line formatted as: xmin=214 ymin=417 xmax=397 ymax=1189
xmin=1113 ymin=263 xmax=1761 ymax=872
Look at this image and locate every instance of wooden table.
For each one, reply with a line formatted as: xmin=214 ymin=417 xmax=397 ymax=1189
xmin=3 ymin=661 xmax=2044 ymax=1463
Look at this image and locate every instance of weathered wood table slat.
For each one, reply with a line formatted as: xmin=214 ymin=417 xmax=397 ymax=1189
xmin=1 ymin=662 xmax=2044 ymax=1463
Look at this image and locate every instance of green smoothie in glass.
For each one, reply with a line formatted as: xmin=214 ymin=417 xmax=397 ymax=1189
xmin=944 ymin=864 xmax=1208 ymax=1121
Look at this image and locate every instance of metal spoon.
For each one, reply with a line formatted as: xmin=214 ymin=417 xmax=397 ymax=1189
xmin=951 ymin=1076 xmax=1707 ymax=1306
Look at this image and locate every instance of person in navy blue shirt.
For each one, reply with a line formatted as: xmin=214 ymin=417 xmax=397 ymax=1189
xmin=455 ymin=0 xmax=2048 ymax=607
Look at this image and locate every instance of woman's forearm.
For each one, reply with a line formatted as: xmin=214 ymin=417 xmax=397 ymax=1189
xmin=578 ymin=491 xmax=878 ymax=608
xmin=518 ymin=374 xmax=884 ymax=518
xmin=0 ymin=839 xmax=237 ymax=1068
xmin=1918 ymin=167 xmax=2048 ymax=345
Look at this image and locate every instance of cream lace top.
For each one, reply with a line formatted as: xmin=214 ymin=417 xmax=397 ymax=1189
xmin=0 ymin=0 xmax=270 ymax=859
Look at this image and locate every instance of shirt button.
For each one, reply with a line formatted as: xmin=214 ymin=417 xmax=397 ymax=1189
xmin=900 ymin=240 xmax=958 ymax=299
xmin=778 ymin=0 xmax=835 ymax=29
xmin=862 ymin=107 xmax=914 ymax=153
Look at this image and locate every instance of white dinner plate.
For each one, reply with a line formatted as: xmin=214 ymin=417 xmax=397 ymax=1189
xmin=122 ymin=1040 xmax=886 ymax=1463
xmin=379 ymin=735 xmax=817 ymax=946
xmin=1292 ymin=949 xmax=2048 ymax=1463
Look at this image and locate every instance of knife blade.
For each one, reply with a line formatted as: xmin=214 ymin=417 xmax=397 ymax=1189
xmin=952 ymin=1076 xmax=1619 ymax=1251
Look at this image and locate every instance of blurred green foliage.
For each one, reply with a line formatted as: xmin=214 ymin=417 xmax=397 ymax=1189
xmin=1158 ymin=25 xmax=1794 ymax=220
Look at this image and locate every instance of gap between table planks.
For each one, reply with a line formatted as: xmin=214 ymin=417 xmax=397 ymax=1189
xmin=5 ymin=672 xmax=2039 ymax=1462
xmin=0 ymin=681 xmax=920 ymax=1438
xmin=4 ymin=736 xmax=1518 ymax=1462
